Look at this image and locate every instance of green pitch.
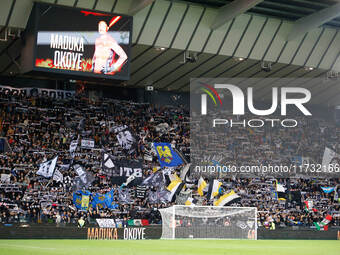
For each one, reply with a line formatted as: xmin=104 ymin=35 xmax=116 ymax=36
xmin=0 ymin=239 xmax=339 ymax=255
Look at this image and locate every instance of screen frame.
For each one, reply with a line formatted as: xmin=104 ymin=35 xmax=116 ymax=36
xmin=29 ymin=2 xmax=133 ymax=81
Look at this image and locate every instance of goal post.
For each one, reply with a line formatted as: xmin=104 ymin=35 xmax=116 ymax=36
xmin=159 ymin=205 xmax=257 ymax=240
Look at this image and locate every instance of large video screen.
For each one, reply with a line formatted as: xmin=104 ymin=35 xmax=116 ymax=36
xmin=30 ymin=3 xmax=132 ymax=80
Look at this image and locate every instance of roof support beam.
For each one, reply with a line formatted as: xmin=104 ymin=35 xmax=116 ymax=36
xmin=287 ymin=2 xmax=340 ymax=41
xmin=211 ymin=0 xmax=264 ymax=30
xmin=128 ymin=0 xmax=155 ymax=16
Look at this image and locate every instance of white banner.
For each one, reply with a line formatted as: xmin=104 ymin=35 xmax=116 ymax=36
xmin=53 ymin=169 xmax=63 ymax=183
xmin=69 ymin=138 xmax=78 ymax=155
xmin=96 ymin=219 xmax=116 ymax=228
xmin=0 ymin=85 xmax=75 ymax=100
xmin=81 ymin=139 xmax=94 ymax=149
xmin=0 ymin=174 xmax=10 ymax=183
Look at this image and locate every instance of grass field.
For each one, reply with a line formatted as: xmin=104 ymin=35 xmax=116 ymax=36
xmin=0 ymin=240 xmax=339 ymax=255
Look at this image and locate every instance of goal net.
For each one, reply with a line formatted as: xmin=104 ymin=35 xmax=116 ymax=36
xmin=159 ymin=205 xmax=257 ymax=239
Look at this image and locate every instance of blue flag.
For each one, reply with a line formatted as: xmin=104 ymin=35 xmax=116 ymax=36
xmin=321 ymin=187 xmax=335 ymax=193
xmin=153 ymin=143 xmax=183 ymax=168
xmin=104 ymin=189 xmax=118 ymax=209
xmin=73 ymin=192 xmax=82 ymax=210
xmin=91 ymin=193 xmax=107 ymax=209
xmin=73 ymin=190 xmax=91 ymax=210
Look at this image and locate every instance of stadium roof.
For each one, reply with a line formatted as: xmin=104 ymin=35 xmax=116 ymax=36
xmin=180 ymin=0 xmax=340 ymax=29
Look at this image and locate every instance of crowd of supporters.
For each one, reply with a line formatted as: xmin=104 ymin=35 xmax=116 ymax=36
xmin=0 ymin=88 xmax=339 ymax=229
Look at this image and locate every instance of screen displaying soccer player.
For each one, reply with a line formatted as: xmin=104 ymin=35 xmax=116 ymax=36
xmin=31 ymin=3 xmax=132 ymax=80
xmin=92 ymin=20 xmax=128 ymax=74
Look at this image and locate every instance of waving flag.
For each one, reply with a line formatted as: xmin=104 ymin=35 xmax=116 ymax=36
xmin=36 ymin=156 xmax=58 ymax=178
xmin=148 ymin=191 xmax=158 ymax=204
xmin=141 ymin=170 xmax=164 ymax=187
xmin=304 ymin=200 xmax=317 ymax=213
xmin=81 ymin=192 xmax=90 ymax=211
xmin=185 ymin=197 xmax=197 ymax=206
xmin=73 ymin=190 xmax=91 ymax=210
xmin=197 ymin=177 xmax=207 ymax=196
xmin=148 ymin=187 xmax=171 ymax=204
xmin=314 ymin=215 xmax=332 ymax=230
xmin=113 ymin=125 xmax=136 ymax=154
xmin=321 ymin=187 xmax=335 ymax=193
xmin=207 ymin=179 xmax=222 ymax=201
xmin=214 ymin=190 xmax=240 ymax=206
xmin=153 ymin=143 xmax=183 ymax=168
xmin=77 ymin=118 xmax=85 ymax=131
xmin=104 ymin=189 xmax=118 ymax=209
xmin=167 ymin=179 xmax=184 ymax=202
xmin=102 ymin=152 xmax=116 ymax=176
xmin=69 ymin=136 xmax=79 ymax=157
xmin=73 ymin=164 xmax=95 ymax=189
xmin=91 ymin=193 xmax=107 ymax=209
xmin=73 ymin=192 xmax=82 ymax=210
xmin=176 ymin=189 xmax=191 ymax=205
xmin=118 ymin=188 xmax=132 ymax=204
xmin=276 ymin=181 xmax=286 ymax=200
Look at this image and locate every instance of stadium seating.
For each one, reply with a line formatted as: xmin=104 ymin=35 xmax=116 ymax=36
xmin=0 ymin=89 xmax=339 ymax=229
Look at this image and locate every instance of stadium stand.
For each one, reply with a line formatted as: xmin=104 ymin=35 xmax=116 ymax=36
xmin=0 ymin=88 xmax=339 ymax=230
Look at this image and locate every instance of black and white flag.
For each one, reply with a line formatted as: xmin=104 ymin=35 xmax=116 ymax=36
xmin=36 ymin=156 xmax=58 ymax=178
xmin=53 ymin=169 xmax=63 ymax=183
xmin=158 ymin=187 xmax=171 ymax=204
xmin=148 ymin=191 xmax=158 ymax=204
xmin=144 ymin=148 xmax=153 ymax=161
xmin=135 ymin=185 xmax=147 ymax=199
xmin=69 ymin=137 xmax=78 ymax=156
xmin=176 ymin=189 xmax=192 ymax=205
xmin=118 ymin=188 xmax=132 ymax=204
xmin=118 ymin=160 xmax=143 ymax=178
xmin=148 ymin=187 xmax=171 ymax=204
xmin=102 ymin=152 xmax=117 ymax=176
xmin=77 ymin=118 xmax=85 ymax=131
xmin=155 ymin=122 xmax=170 ymax=135
xmin=73 ymin=164 xmax=95 ymax=189
xmin=113 ymin=125 xmax=136 ymax=154
xmin=110 ymin=160 xmax=144 ymax=186
xmin=141 ymin=170 xmax=164 ymax=187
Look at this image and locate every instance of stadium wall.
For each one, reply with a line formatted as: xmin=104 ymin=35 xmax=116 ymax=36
xmin=258 ymin=228 xmax=340 ymax=240
xmin=0 ymin=225 xmax=161 ymax=240
xmin=0 ymin=226 xmax=339 ymax=240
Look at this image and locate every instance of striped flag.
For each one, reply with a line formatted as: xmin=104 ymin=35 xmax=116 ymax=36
xmin=197 ymin=177 xmax=207 ymax=196
xmin=276 ymin=181 xmax=286 ymax=200
xmin=304 ymin=200 xmax=317 ymax=213
xmin=214 ymin=190 xmax=240 ymax=206
xmin=167 ymin=179 xmax=184 ymax=202
xmin=207 ymin=179 xmax=222 ymax=201
xmin=314 ymin=215 xmax=332 ymax=230
xmin=185 ymin=197 xmax=197 ymax=206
